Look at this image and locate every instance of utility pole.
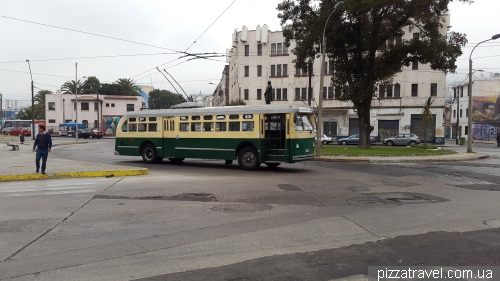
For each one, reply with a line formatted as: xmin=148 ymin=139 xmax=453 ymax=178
xmin=75 ymin=63 xmax=79 ymax=141
xmin=308 ymin=62 xmax=312 ymax=106
xmin=26 ymin=60 xmax=35 ymax=140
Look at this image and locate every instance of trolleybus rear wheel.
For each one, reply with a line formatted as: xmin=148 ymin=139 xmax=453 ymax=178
xmin=141 ymin=144 xmax=158 ymax=164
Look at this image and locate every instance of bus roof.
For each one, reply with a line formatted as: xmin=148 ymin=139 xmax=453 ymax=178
xmin=122 ymin=105 xmax=314 ymax=118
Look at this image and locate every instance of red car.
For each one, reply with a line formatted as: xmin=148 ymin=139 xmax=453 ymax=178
xmin=7 ymin=127 xmax=31 ymax=136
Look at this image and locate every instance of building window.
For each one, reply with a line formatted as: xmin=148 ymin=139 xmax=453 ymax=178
xmin=283 ymin=64 xmax=287 ymax=76
xmin=82 ymin=120 xmax=88 ymax=128
xmin=396 ymin=36 xmax=402 ymax=46
xmin=283 ymin=88 xmax=287 ymax=100
xmin=324 ymin=62 xmax=328 ymax=74
xmin=323 ymin=87 xmax=327 ymax=99
xmin=244 ymin=89 xmax=249 ymax=100
xmin=111 ymin=103 xmax=115 ymax=107
xmin=74 ymin=103 xmax=77 ymax=110
xmin=106 ymin=103 xmax=109 ymax=107
xmin=277 ymin=64 xmax=281 ymax=76
xmin=48 ymin=102 xmax=55 ymax=110
xmin=257 ymin=89 xmax=262 ymax=100
xmin=460 ymin=109 xmax=463 ymax=118
xmin=301 ymin=88 xmax=307 ymax=100
xmin=48 ymin=119 xmax=56 ymax=123
xmin=465 ymin=126 xmax=468 ymax=135
xmin=277 ymin=43 xmax=282 ymax=55
xmin=466 ymin=108 xmax=469 ymax=117
xmin=244 ymin=66 xmax=249 ymax=77
xmin=271 ymin=43 xmax=276 ymax=56
xmin=244 ymin=45 xmax=249 ymax=56
xmin=413 ymin=33 xmax=420 ymax=40
xmin=394 ymin=83 xmax=401 ymax=97
xmin=296 ymin=67 xmax=300 ymax=76
xmin=328 ymin=87 xmax=334 ymax=99
xmin=277 ymin=89 xmax=281 ymax=100
xmin=295 ymin=88 xmax=300 ymax=100
xmin=412 ymin=59 xmax=418 ymax=70
xmin=387 ymin=85 xmax=393 ymax=97
xmin=94 ymin=102 xmax=98 ymax=110
xmin=430 ymin=83 xmax=437 ymax=96
xmin=460 ymin=87 xmax=463 ymax=97
xmin=127 ymin=104 xmax=134 ymax=111
xmin=257 ymin=65 xmax=262 ymax=77
xmin=272 ymin=89 xmax=276 ymax=100
xmin=411 ymin=84 xmax=418 ymax=97
xmin=81 ymin=102 xmax=89 ymax=110
xmin=283 ymin=44 xmax=288 ymax=55
xmin=453 ymin=110 xmax=456 ymax=118
xmin=271 ymin=65 xmax=275 ymax=76
xmin=379 ymin=85 xmax=385 ymax=98
xmin=257 ymin=44 xmax=262 ymax=56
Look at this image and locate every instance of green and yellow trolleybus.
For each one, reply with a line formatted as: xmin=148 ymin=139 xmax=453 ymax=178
xmin=114 ymin=105 xmax=316 ymax=170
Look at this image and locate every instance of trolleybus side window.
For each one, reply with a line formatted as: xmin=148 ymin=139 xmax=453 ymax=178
xmin=191 ymin=122 xmax=201 ymax=132
xmin=138 ymin=123 xmax=147 ymax=132
xmin=242 ymin=121 xmax=254 ymax=131
xmin=203 ymin=115 xmax=213 ymax=120
xmin=229 ymin=122 xmax=240 ymax=131
xmin=216 ymin=115 xmax=225 ymax=120
xmin=180 ymin=123 xmax=189 ymax=132
xmin=229 ymin=114 xmax=239 ymax=120
xmin=129 ymin=123 xmax=137 ymax=132
xmin=215 ymin=122 xmax=226 ymax=131
xmin=148 ymin=123 xmax=157 ymax=132
xmin=203 ymin=122 xmax=213 ymax=132
xmin=122 ymin=121 xmax=128 ymax=132
xmin=149 ymin=117 xmax=157 ymax=122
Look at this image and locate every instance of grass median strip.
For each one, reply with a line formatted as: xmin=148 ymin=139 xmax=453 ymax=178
xmin=318 ymin=146 xmax=456 ymax=156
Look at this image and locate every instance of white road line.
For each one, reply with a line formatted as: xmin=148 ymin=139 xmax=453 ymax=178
xmin=4 ymin=189 xmax=96 ymax=197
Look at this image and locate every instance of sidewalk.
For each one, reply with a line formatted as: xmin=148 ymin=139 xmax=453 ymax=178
xmin=0 ymin=135 xmax=147 ymax=182
xmin=0 ymin=136 xmax=488 ymax=182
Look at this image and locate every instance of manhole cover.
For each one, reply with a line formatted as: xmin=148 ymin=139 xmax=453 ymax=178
xmin=347 ymin=187 xmax=370 ymax=192
xmin=346 ymin=198 xmax=395 ymax=207
xmin=374 ymin=192 xmax=437 ymax=203
xmin=169 ymin=193 xmax=216 ymax=202
xmin=211 ymin=204 xmax=274 ymax=213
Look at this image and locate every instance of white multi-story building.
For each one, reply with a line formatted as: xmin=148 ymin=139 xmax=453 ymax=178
xmin=449 ymin=73 xmax=500 ymax=142
xmin=227 ymin=23 xmax=449 ymax=143
xmin=45 ymin=91 xmax=144 ymax=136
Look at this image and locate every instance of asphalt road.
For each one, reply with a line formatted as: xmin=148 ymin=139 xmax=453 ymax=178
xmin=1 ymin=140 xmax=500 ymax=280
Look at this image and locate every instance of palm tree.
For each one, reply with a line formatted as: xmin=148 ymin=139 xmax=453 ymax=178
xmin=61 ymin=80 xmax=83 ymax=95
xmin=34 ymin=90 xmax=52 ymax=120
xmin=115 ymin=78 xmax=141 ymax=96
xmin=421 ymin=97 xmax=434 ymax=144
xmin=16 ymin=107 xmax=43 ymax=120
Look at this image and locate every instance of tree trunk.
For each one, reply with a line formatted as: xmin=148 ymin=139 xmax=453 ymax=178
xmin=357 ymin=108 xmax=373 ymax=148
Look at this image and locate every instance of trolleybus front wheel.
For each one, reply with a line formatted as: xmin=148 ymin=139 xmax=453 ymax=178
xmin=141 ymin=144 xmax=158 ymax=164
xmin=238 ymin=147 xmax=260 ymax=171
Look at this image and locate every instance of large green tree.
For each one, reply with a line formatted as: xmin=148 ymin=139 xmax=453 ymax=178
xmin=115 ymin=78 xmax=141 ymax=96
xmin=82 ymin=76 xmax=101 ymax=95
xmin=278 ymin=0 xmax=469 ymax=148
xmin=148 ymin=89 xmax=183 ymax=109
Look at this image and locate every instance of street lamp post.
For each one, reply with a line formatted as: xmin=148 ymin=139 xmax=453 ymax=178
xmin=26 ymin=60 xmax=35 ymax=140
xmin=75 ymin=63 xmax=79 ymax=141
xmin=316 ymin=1 xmax=344 ymax=158
xmin=467 ymin=34 xmax=500 ymax=153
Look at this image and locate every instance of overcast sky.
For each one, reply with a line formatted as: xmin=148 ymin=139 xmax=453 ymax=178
xmin=1 ymin=0 xmax=499 ymax=108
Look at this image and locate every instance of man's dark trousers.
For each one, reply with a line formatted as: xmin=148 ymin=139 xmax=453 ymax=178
xmin=36 ymin=149 xmax=48 ymax=172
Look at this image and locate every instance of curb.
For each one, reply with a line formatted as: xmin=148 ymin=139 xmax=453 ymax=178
xmin=312 ymin=153 xmax=488 ymax=163
xmin=0 ymin=168 xmax=149 ymax=182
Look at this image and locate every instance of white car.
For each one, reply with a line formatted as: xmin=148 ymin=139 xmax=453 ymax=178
xmin=316 ymin=134 xmax=335 ymax=145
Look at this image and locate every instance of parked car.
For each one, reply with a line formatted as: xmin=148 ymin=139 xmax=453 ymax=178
xmin=316 ymin=134 xmax=335 ymax=145
xmin=6 ymin=127 xmax=31 ymax=136
xmin=337 ymin=134 xmax=376 ymax=145
xmin=383 ymin=133 xmax=420 ymax=146
xmin=77 ymin=129 xmax=103 ymax=139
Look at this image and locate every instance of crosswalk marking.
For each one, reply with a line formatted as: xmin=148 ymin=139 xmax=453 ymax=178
xmin=0 ymin=180 xmax=99 ymax=197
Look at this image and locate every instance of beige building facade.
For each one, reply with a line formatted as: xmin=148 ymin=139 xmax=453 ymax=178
xmin=227 ymin=23 xmax=448 ymax=143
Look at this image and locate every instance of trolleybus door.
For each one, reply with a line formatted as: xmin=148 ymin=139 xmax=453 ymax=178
xmin=264 ymin=114 xmax=288 ymax=162
xmin=163 ymin=117 xmax=175 ymax=157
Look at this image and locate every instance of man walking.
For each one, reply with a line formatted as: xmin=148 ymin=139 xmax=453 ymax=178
xmin=32 ymin=125 xmax=52 ymax=174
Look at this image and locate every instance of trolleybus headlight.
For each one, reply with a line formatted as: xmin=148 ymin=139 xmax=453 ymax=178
xmin=296 ymin=143 xmax=300 ymax=148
